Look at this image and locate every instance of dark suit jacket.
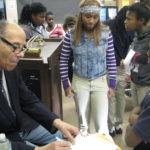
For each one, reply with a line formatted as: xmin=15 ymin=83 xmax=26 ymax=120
xmin=0 ymin=68 xmax=59 ymax=150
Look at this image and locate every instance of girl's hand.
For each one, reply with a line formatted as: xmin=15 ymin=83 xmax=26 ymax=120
xmin=108 ymin=88 xmax=115 ymax=99
xmin=65 ymin=87 xmax=74 ymax=98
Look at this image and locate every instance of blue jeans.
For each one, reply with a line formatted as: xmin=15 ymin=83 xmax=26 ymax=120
xmin=8 ymin=125 xmax=62 ymax=150
xmin=20 ymin=125 xmax=62 ymax=146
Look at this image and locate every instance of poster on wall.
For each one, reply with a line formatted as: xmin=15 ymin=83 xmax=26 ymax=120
xmin=5 ymin=0 xmax=18 ymax=23
xmin=108 ymin=7 xmax=117 ymax=19
xmin=100 ymin=7 xmax=107 ymax=22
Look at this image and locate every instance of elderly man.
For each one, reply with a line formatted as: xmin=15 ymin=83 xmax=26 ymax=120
xmin=0 ymin=20 xmax=78 ymax=150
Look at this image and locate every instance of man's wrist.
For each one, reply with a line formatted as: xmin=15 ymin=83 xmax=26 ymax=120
xmin=53 ymin=119 xmax=62 ymax=129
xmin=35 ymin=147 xmax=40 ymax=150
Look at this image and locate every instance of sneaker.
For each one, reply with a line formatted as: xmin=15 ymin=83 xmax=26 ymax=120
xmin=109 ymin=126 xmax=116 ymax=137
xmin=115 ymin=124 xmax=122 ymax=134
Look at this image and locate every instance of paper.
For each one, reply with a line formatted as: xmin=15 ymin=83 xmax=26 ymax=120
xmin=124 ymin=49 xmax=135 ymax=75
xmin=124 ymin=49 xmax=135 ymax=66
xmin=0 ymin=134 xmax=6 ymax=142
xmin=5 ymin=0 xmax=18 ymax=23
xmin=71 ymin=134 xmax=121 ymax=150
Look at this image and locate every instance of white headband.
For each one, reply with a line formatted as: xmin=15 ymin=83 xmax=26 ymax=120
xmin=80 ymin=5 xmax=100 ymax=13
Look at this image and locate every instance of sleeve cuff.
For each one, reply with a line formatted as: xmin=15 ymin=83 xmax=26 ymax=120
xmin=109 ymin=79 xmax=116 ymax=89
xmin=62 ymin=79 xmax=70 ymax=90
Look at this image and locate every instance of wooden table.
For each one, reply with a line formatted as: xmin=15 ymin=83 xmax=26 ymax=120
xmin=18 ymin=38 xmax=63 ymax=118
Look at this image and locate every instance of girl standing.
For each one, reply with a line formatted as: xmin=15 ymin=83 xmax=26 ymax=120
xmin=60 ymin=0 xmax=116 ymax=136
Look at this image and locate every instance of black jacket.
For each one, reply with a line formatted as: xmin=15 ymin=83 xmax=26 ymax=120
xmin=0 ymin=68 xmax=59 ymax=150
xmin=131 ymin=26 xmax=150 ymax=53
xmin=130 ymin=26 xmax=150 ymax=85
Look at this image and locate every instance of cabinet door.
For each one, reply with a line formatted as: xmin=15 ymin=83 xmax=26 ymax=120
xmin=18 ymin=61 xmax=52 ymax=114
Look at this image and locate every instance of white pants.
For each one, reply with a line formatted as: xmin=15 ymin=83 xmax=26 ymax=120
xmin=72 ymin=74 xmax=109 ymax=134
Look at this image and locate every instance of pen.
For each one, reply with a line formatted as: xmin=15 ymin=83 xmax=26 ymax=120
xmin=55 ymin=136 xmax=61 ymax=141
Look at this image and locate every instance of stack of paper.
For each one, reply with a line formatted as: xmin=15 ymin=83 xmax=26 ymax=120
xmin=71 ymin=134 xmax=121 ymax=150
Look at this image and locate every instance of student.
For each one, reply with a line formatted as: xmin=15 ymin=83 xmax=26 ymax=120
xmin=0 ymin=20 xmax=79 ymax=150
xmin=45 ymin=11 xmax=65 ymax=39
xmin=104 ymin=6 xmax=134 ymax=137
xmin=63 ymin=15 xmax=76 ymax=32
xmin=60 ymin=0 xmax=116 ymax=136
xmin=63 ymin=15 xmax=76 ymax=82
xmin=19 ymin=2 xmax=48 ymax=39
xmin=125 ymin=90 xmax=150 ymax=150
xmin=124 ymin=2 xmax=150 ymax=106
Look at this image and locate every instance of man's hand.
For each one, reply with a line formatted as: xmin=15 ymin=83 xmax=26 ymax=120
xmin=108 ymin=88 xmax=115 ymax=99
xmin=35 ymin=140 xmax=71 ymax=150
xmin=65 ymin=87 xmax=74 ymax=98
xmin=53 ymin=119 xmax=79 ymax=144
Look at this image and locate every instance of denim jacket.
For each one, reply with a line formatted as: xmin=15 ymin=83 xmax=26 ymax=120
xmin=70 ymin=30 xmax=109 ymax=79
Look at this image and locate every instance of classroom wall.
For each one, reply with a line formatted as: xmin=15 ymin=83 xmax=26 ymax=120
xmin=17 ymin=0 xmax=81 ymax=23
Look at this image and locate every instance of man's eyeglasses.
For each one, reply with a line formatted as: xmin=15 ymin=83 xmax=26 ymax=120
xmin=0 ymin=36 xmax=27 ymax=54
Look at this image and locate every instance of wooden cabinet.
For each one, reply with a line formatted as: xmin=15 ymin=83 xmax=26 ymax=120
xmin=18 ymin=39 xmax=63 ymax=118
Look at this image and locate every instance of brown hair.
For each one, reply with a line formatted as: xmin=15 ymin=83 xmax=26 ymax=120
xmin=63 ymin=15 xmax=76 ymax=31
xmin=74 ymin=0 xmax=101 ymax=45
